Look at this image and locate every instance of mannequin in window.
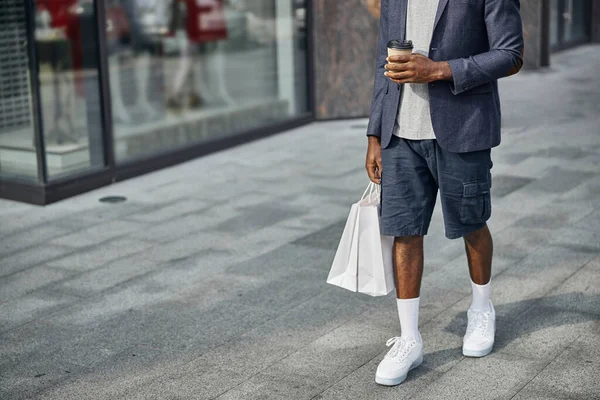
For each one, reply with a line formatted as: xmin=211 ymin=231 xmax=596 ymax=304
xmin=108 ymin=0 xmax=169 ymax=124
xmin=35 ymin=0 xmax=82 ymax=143
xmin=106 ymin=0 xmax=133 ymax=123
xmin=167 ymin=0 xmax=231 ymax=110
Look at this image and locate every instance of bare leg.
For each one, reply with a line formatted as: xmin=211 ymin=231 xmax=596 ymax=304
xmin=134 ymin=52 xmax=158 ymax=116
xmin=109 ymin=55 xmax=132 ymax=123
xmin=464 ymin=225 xmax=493 ymax=285
xmin=393 ymin=236 xmax=424 ymax=299
xmin=172 ymin=37 xmax=192 ymax=98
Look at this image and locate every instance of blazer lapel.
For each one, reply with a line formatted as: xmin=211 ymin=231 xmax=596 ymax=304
xmin=389 ymin=0 xmax=408 ymax=41
xmin=433 ymin=0 xmax=449 ymax=31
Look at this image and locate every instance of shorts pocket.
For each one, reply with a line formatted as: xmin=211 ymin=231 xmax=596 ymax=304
xmin=460 ymin=180 xmax=491 ymax=225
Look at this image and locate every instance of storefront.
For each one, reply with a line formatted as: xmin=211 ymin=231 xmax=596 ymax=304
xmin=0 ymin=0 xmax=312 ymax=204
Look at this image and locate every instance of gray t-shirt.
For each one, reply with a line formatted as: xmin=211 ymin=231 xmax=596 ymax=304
xmin=393 ymin=0 xmax=439 ymax=140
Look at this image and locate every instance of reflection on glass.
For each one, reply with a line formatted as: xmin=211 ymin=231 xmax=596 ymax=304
xmin=550 ymin=0 xmax=560 ymax=46
xmin=569 ymin=0 xmax=590 ymax=42
xmin=0 ymin=1 xmax=38 ymax=180
xmin=563 ymin=0 xmax=575 ymax=42
xmin=106 ymin=0 xmax=309 ymax=162
xmin=34 ymin=0 xmax=105 ymax=178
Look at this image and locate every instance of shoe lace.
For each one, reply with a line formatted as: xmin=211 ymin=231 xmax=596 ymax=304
xmin=384 ymin=336 xmax=414 ymax=361
xmin=467 ymin=309 xmax=490 ymax=336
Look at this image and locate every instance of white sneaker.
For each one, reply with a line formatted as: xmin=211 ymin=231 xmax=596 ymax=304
xmin=375 ymin=334 xmax=423 ymax=386
xmin=463 ymin=300 xmax=496 ymax=357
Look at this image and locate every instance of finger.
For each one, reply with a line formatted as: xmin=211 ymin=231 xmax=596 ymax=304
xmin=385 ymin=63 xmax=410 ymax=72
xmin=385 ymin=71 xmax=413 ymax=80
xmin=396 ymin=77 xmax=423 ymax=84
xmin=366 ymin=163 xmax=375 ymax=181
xmin=372 ymin=165 xmax=380 ymax=180
xmin=367 ymin=163 xmax=380 ymax=184
xmin=388 ymin=54 xmax=412 ymax=63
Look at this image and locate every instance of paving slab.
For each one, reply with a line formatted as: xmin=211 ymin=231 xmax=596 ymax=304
xmin=0 ymin=289 xmax=80 ymax=333
xmin=0 ymin=355 xmax=89 ymax=400
xmin=124 ymin=197 xmax=211 ymax=223
xmin=0 ymin=244 xmax=76 ymax=278
xmin=118 ymin=289 xmax=374 ymax=399
xmin=412 ymin=352 xmax=547 ymax=400
xmin=49 ymin=220 xmax=148 ymax=248
xmin=0 ymin=224 xmax=73 ymax=258
xmin=33 ymin=345 xmax=165 ymax=400
xmin=214 ymin=320 xmax=391 ymax=400
xmin=0 ymin=265 xmax=76 ymax=304
xmin=47 ymin=238 xmax=153 ymax=272
xmin=496 ymin=305 xmax=596 ymax=361
xmin=511 ymin=327 xmax=600 ymax=400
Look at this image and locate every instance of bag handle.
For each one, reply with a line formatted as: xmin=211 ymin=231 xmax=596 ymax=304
xmin=361 ymin=181 xmax=381 ymax=200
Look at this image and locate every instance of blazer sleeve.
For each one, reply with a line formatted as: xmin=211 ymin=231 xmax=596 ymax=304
xmin=366 ymin=0 xmax=389 ymax=138
xmin=447 ymin=0 xmax=524 ymax=95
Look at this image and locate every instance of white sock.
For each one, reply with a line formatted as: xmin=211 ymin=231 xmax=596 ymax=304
xmin=396 ymin=297 xmax=421 ymax=342
xmin=470 ymin=279 xmax=492 ymax=311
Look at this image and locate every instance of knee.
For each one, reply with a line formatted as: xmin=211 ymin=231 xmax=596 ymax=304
xmin=394 ymin=235 xmax=424 ymax=247
xmin=463 ymin=225 xmax=491 ymax=244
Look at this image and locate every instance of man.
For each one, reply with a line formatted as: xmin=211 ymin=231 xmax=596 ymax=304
xmin=365 ymin=0 xmax=523 ymax=386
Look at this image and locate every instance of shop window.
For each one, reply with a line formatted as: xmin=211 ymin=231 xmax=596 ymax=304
xmin=105 ymin=0 xmax=309 ymax=162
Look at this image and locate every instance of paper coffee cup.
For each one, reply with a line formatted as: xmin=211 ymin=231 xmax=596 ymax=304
xmin=387 ymin=39 xmax=414 ymax=57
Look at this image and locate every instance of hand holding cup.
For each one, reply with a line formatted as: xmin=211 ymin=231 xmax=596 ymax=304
xmin=385 ymin=39 xmax=449 ymax=84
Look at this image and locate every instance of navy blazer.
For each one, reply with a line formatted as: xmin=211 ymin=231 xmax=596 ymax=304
xmin=366 ymin=0 xmax=524 ymax=153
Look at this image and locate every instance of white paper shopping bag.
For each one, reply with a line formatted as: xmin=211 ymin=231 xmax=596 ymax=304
xmin=356 ymin=185 xmax=395 ymax=296
xmin=326 ymin=202 xmax=360 ymax=292
xmin=327 ymin=182 xmax=395 ymax=296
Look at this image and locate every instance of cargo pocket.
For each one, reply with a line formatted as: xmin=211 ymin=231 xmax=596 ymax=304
xmin=459 ymin=180 xmax=491 ymax=225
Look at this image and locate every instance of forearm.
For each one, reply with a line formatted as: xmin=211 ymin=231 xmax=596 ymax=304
xmin=448 ymin=48 xmax=522 ymax=93
xmin=447 ymin=0 xmax=523 ymax=94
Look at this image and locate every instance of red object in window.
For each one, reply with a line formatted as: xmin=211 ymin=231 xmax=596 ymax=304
xmin=106 ymin=6 xmax=130 ymax=41
xmin=182 ymin=0 xmax=228 ymax=43
xmin=36 ymin=0 xmax=77 ymax=29
xmin=36 ymin=0 xmax=83 ymax=94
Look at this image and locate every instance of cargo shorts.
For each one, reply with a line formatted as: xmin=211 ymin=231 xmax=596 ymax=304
xmin=380 ymin=135 xmax=493 ymax=240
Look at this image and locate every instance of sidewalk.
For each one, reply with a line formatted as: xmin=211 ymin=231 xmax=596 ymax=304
xmin=1 ymin=45 xmax=599 ymax=400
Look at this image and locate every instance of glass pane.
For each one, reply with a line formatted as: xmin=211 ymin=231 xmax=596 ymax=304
xmin=563 ymin=0 xmax=575 ymax=42
xmin=106 ymin=0 xmax=309 ymax=162
xmin=0 ymin=1 xmax=39 ymax=180
xmin=569 ymin=0 xmax=590 ymax=41
xmin=34 ymin=0 xmax=105 ymax=179
xmin=550 ymin=0 xmax=560 ymax=46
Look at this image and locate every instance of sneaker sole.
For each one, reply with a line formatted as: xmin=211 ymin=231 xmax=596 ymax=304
xmin=375 ymin=354 xmax=423 ymax=386
xmin=462 ymin=345 xmax=493 ymax=358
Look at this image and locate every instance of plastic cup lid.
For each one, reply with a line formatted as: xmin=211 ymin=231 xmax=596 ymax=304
xmin=387 ymin=39 xmax=414 ymax=50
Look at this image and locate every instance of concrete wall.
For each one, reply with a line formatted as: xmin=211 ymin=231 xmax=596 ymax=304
xmin=521 ymin=0 xmax=549 ymax=69
xmin=312 ymin=0 xmax=379 ymax=119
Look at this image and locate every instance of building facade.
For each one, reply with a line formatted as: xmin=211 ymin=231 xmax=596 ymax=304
xmin=0 ymin=0 xmax=598 ymax=204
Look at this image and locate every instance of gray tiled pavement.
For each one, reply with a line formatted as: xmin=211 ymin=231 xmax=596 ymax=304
xmin=1 ymin=45 xmax=599 ymax=399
